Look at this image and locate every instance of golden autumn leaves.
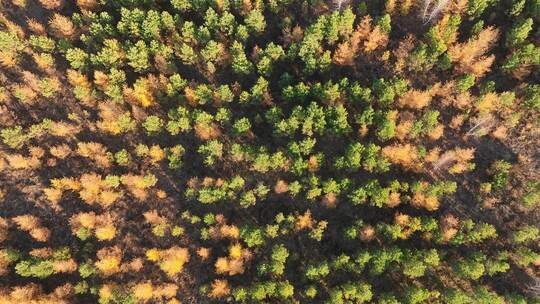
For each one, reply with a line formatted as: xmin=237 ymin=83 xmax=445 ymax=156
xmin=448 ymin=27 xmax=499 ymax=77
xmin=91 ymin=245 xmax=190 ymax=279
xmin=333 ymin=15 xmax=389 ymax=65
xmin=12 ymin=215 xmax=50 ymax=242
xmin=145 ymin=247 xmax=190 ymax=277
xmin=44 ymin=172 xmax=158 ymax=211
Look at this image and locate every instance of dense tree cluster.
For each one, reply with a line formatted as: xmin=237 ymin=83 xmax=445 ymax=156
xmin=0 ymin=0 xmax=539 ymax=303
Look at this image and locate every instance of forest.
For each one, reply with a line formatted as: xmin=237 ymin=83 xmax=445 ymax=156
xmin=0 ymin=0 xmax=539 ymax=303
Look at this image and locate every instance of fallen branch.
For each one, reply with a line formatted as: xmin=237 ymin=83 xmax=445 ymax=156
xmin=422 ymin=0 xmax=450 ymax=24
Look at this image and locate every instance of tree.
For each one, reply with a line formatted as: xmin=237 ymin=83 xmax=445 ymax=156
xmin=442 ymin=288 xmax=473 ymax=304
xmin=114 ymin=149 xmax=131 ymax=166
xmin=523 ymin=84 xmax=540 ymax=111
xmin=378 ymin=294 xmax=400 ymax=304
xmin=209 ymin=279 xmax=230 ymax=298
xmin=0 ymin=30 xmax=24 ymax=68
xmin=201 ymin=40 xmax=222 ymax=64
xmin=335 ymin=142 xmax=364 ymax=171
xmin=509 ymin=0 xmax=526 ymax=16
xmin=472 ymin=286 xmax=505 ymax=304
xmin=370 ymin=247 xmax=402 ymax=274
xmin=298 ymin=15 xmax=328 ymax=73
xmin=245 ymin=10 xmax=266 ymax=34
xmin=305 ymin=261 xmax=330 ymax=280
xmin=448 ymin=27 xmax=499 ymax=76
xmin=488 ymin=160 xmax=512 ymax=190
xmin=132 ymin=282 xmax=153 ymax=301
xmin=1 ymin=126 xmax=27 ymax=149
xmin=531 ymin=0 xmax=540 ymax=18
xmin=512 ymin=226 xmax=539 ymax=244
xmin=37 ymin=78 xmax=60 ymax=98
xmin=142 ymin=116 xmax=164 ymax=135
xmin=66 ymin=48 xmax=88 ymax=70
xmin=198 ymin=140 xmax=223 ymax=166
xmin=127 ymin=40 xmax=150 ymax=72
xmin=376 ymin=14 xmax=391 ymax=33
xmin=178 ymin=43 xmax=198 ymax=65
xmin=231 ymin=41 xmax=253 ymax=75
xmin=373 ymin=78 xmax=408 ymax=106
xmin=215 ymin=85 xmax=234 ymax=103
xmin=49 ymin=14 xmax=75 ymax=38
xmin=382 ymin=144 xmax=420 ymax=170
xmin=326 ymin=105 xmax=351 ymax=134
xmin=147 ymin=247 xmax=189 ymax=277
xmin=454 ymin=252 xmax=486 ymax=280
xmin=398 ymin=89 xmax=433 ymax=109
xmin=167 ymin=106 xmax=191 ymax=135
xmin=401 ymin=286 xmax=433 ymax=304
xmin=521 ymin=181 xmax=540 ymax=207
xmin=12 ymin=215 xmax=50 ymax=242
xmin=240 ymin=225 xmax=265 ymax=247
xmin=467 ymin=0 xmax=496 ymax=18
xmin=29 ymin=35 xmax=56 ymax=54
xmin=376 ymin=111 xmax=397 ymax=141
xmin=506 ymin=18 xmax=533 ymax=48
xmin=267 ymin=244 xmax=289 ymax=275
xmin=402 ymin=249 xmax=440 ymax=278
xmin=464 ymin=222 xmax=497 ymax=244
xmin=377 ymin=223 xmax=403 ymax=241
xmin=326 ymin=282 xmax=372 ymax=304
xmin=167 ymin=145 xmax=185 ymax=169
xmin=90 ymin=39 xmax=124 ymax=69
xmin=455 ymin=74 xmax=476 ymax=92
xmin=484 ymin=252 xmax=510 ymax=275
xmin=95 ymin=246 xmax=122 ymax=276
xmin=503 ymin=43 xmax=540 ymax=72
xmin=410 ymin=110 xmax=440 ymax=138
xmin=16 ymin=259 xmax=54 ymax=278
xmin=166 ymin=74 xmax=187 ymax=97
xmin=78 ymin=261 xmax=96 ymax=278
